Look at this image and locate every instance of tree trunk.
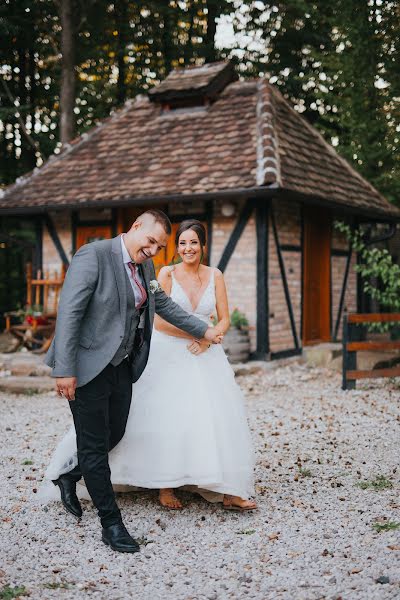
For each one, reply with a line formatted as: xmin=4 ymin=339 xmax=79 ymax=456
xmin=204 ymin=0 xmax=218 ymax=63
xmin=115 ymin=0 xmax=128 ymax=105
xmin=60 ymin=0 xmax=76 ymax=145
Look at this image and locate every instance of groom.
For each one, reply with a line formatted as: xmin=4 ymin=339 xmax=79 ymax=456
xmin=45 ymin=209 xmax=222 ymax=553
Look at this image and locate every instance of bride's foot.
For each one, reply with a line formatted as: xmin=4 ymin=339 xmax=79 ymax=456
xmin=159 ymin=488 xmax=183 ymax=510
xmin=223 ymin=495 xmax=257 ymax=511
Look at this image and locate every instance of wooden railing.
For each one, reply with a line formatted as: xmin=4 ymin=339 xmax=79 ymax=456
xmin=342 ymin=313 xmax=400 ymax=390
xmin=4 ymin=262 xmax=66 ymax=353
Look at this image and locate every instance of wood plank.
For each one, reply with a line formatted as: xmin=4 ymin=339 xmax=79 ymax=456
xmin=302 ymin=206 xmax=331 ymax=344
xmin=347 ymin=366 xmax=400 ymax=380
xmin=348 ymin=313 xmax=400 ymax=323
xmin=347 ymin=341 xmax=400 ymax=351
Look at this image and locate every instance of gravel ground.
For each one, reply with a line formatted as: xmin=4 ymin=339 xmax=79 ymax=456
xmin=0 ymin=363 xmax=399 ymax=600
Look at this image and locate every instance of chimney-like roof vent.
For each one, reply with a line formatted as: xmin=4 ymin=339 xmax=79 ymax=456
xmin=148 ymin=60 xmax=238 ymax=108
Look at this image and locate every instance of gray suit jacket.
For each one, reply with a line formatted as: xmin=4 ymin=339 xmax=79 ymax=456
xmin=45 ymin=236 xmax=208 ymax=387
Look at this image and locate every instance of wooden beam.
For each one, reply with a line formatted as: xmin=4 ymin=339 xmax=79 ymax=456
xmin=347 ymin=366 xmax=400 ymax=380
xmin=217 ymin=198 xmax=255 ymax=273
xmin=254 ymin=202 xmax=269 ymax=358
xmin=348 ymin=313 xmax=400 ymax=323
xmin=279 ymin=244 xmax=301 ymax=252
xmin=347 ymin=341 xmax=400 ymax=351
xmin=333 ymin=241 xmax=352 ymax=341
xmin=44 ymin=214 xmax=70 ymax=267
xmin=271 ymin=206 xmax=300 ymax=349
xmin=270 ymin=348 xmax=302 ymax=360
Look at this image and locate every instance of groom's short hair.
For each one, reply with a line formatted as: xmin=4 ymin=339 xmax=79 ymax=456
xmin=139 ymin=209 xmax=172 ymax=235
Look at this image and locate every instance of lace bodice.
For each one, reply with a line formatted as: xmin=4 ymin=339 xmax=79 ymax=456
xmin=170 ymin=268 xmax=216 ymax=325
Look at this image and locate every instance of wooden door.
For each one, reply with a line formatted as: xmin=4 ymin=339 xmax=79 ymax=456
xmin=76 ymin=225 xmax=112 ymax=250
xmin=302 ymin=207 xmax=331 ymax=345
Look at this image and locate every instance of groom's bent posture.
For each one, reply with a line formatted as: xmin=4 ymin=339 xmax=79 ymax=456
xmin=45 ymin=210 xmax=222 ymax=553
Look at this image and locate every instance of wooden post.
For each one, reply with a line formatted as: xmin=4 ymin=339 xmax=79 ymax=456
xmin=43 ymin=270 xmax=49 ymax=313
xmin=342 ymin=315 xmax=356 ymax=390
xmin=26 ymin=262 xmax=33 ymax=307
xmin=35 ymin=269 xmax=41 ymax=307
xmin=255 ymin=201 xmax=269 ymax=359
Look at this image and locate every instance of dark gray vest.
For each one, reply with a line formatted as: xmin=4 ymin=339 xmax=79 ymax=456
xmin=110 ymin=268 xmax=140 ymax=366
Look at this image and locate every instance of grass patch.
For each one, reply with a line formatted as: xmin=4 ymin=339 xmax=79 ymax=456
xmin=0 ymin=586 xmax=28 ymax=599
xmin=21 ymin=460 xmax=33 ymax=466
xmin=42 ymin=582 xmax=72 ymax=590
xmin=372 ymin=521 xmax=400 ymax=533
xmin=357 ymin=475 xmax=393 ymax=491
xmin=298 ymin=468 xmax=312 ymax=478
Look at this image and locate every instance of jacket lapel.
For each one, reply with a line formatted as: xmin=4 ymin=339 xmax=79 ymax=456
xmin=111 ymin=235 xmax=127 ymax=327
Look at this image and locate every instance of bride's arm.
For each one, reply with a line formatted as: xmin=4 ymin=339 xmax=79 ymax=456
xmin=154 ymin=267 xmax=194 ymax=339
xmin=214 ymin=269 xmax=230 ymax=335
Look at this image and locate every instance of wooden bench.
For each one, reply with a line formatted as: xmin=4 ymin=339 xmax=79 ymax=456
xmin=4 ymin=262 xmax=66 ymax=353
xmin=342 ymin=313 xmax=400 ymax=390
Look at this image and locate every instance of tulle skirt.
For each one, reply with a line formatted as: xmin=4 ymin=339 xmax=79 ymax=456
xmin=40 ymin=329 xmax=255 ymax=503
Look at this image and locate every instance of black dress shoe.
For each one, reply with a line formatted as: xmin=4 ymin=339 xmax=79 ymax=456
xmin=52 ymin=475 xmax=82 ymax=518
xmin=102 ymin=522 xmax=140 ymax=553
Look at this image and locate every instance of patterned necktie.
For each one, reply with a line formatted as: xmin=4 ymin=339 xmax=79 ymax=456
xmin=127 ymin=262 xmax=147 ymax=310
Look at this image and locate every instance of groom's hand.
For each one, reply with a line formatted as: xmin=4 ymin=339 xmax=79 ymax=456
xmin=56 ymin=377 xmax=77 ymax=401
xmin=204 ymin=327 xmax=224 ymax=344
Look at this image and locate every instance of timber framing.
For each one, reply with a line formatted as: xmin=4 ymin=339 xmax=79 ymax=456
xmin=44 ymin=214 xmax=69 ymax=267
xmin=217 ymin=198 xmax=256 ymax=273
xmin=254 ymin=201 xmax=269 ymax=359
xmin=333 ymin=241 xmax=353 ymax=341
xmin=270 ymin=204 xmax=300 ymax=350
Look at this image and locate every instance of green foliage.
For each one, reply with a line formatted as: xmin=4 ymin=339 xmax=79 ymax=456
xmin=2 ymin=0 xmax=399 ymax=207
xmin=357 ymin=475 xmax=393 ymax=491
xmin=230 ymin=308 xmax=248 ymax=329
xmin=0 ymin=587 xmax=28 ymax=600
xmin=335 ymin=221 xmax=400 ymax=326
xmin=298 ymin=467 xmax=312 ymax=478
xmin=231 ymin=0 xmax=400 ymax=204
xmin=0 ymin=1 xmax=229 ymax=186
xmin=372 ymin=521 xmax=400 ymax=533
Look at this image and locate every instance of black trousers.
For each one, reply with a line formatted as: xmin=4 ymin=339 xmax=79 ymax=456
xmin=66 ymin=360 xmax=132 ymax=527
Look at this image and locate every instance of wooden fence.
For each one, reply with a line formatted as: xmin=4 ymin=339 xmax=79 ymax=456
xmin=342 ymin=313 xmax=400 ymax=390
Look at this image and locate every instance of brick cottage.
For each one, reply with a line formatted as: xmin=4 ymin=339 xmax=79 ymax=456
xmin=0 ymin=61 xmax=398 ymax=359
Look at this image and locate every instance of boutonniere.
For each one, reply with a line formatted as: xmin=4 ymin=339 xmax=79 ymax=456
xmin=149 ymin=280 xmax=162 ymax=294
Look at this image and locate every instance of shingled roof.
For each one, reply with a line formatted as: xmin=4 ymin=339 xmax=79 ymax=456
xmin=0 ymin=61 xmax=398 ymax=218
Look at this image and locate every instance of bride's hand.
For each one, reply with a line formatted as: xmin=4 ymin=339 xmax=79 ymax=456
xmin=187 ymin=339 xmax=210 ymax=355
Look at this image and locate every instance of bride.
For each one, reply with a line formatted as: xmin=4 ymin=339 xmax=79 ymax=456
xmin=43 ymin=220 xmax=256 ymax=511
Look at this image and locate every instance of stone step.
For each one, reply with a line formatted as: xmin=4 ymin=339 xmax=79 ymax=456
xmin=303 ymin=342 xmax=400 ymax=372
xmin=0 ymin=376 xmax=54 ymax=395
xmin=0 ymin=351 xmax=51 ymax=377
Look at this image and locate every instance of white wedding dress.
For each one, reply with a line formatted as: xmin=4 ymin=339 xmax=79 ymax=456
xmin=41 ymin=268 xmax=255 ymax=503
